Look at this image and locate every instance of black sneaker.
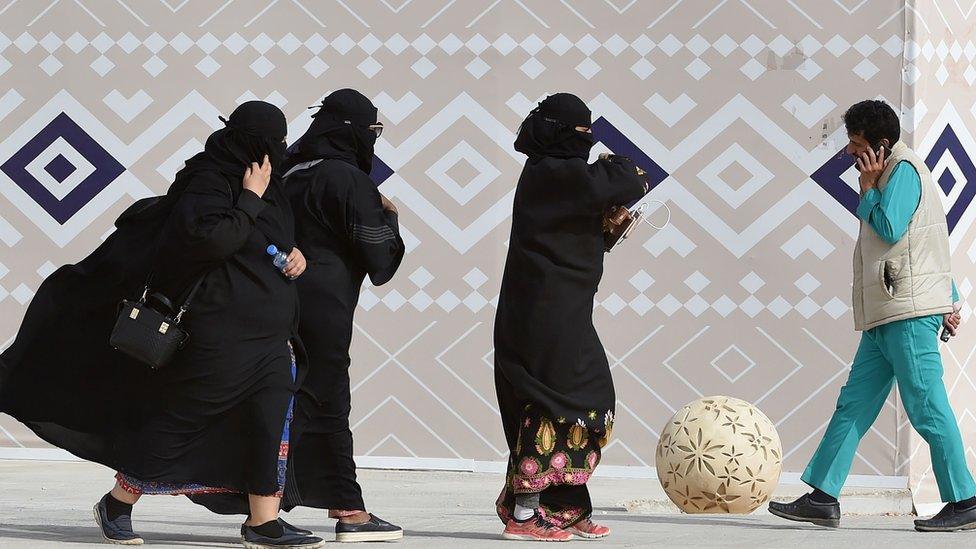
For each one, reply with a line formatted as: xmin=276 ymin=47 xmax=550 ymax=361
xmin=915 ymin=502 xmax=976 ymax=532
xmin=241 ymin=523 xmax=325 ymax=548
xmin=92 ymin=495 xmax=144 ymax=545
xmin=241 ymin=518 xmax=314 ymax=539
xmin=768 ymin=494 xmax=841 ymax=528
xmin=335 ymin=514 xmax=403 ymax=543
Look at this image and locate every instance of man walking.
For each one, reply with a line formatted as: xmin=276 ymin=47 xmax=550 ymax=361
xmin=769 ymin=99 xmax=976 ymax=532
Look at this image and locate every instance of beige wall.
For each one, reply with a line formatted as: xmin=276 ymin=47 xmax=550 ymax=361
xmin=904 ymin=0 xmax=976 ymax=512
xmin=0 ymin=1 xmax=972 ymax=491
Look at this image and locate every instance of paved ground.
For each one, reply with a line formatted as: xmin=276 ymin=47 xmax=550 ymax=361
xmin=1 ymin=460 xmax=974 ymax=548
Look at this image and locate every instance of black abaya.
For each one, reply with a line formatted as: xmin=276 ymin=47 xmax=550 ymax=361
xmin=282 ymin=161 xmax=403 ymax=513
xmin=272 ymin=89 xmax=404 ymax=514
xmin=118 ymin=168 xmax=300 ymax=495
xmin=0 ymin=101 xmax=302 ymax=497
xmin=494 ymin=94 xmax=648 ymax=527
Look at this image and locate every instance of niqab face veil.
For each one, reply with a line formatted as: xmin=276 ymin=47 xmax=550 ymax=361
xmin=514 ymin=93 xmax=595 ymax=160
xmin=193 ymin=100 xmax=288 ymax=185
xmin=287 ymin=88 xmax=379 ymax=174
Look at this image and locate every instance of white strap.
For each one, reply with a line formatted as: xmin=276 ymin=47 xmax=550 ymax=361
xmin=633 ymin=199 xmax=671 ymax=230
xmin=283 ymin=159 xmax=323 ymax=180
xmin=641 ymin=198 xmax=671 ymax=231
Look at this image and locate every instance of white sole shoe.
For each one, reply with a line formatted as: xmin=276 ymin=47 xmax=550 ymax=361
xmin=92 ymin=504 xmax=144 ymax=545
xmin=336 ymin=529 xmax=403 ymax=542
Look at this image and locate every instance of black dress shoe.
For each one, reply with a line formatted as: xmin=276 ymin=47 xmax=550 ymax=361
xmin=335 ymin=514 xmax=403 ymax=543
xmin=768 ymin=494 xmax=841 ymax=528
xmin=93 ymin=495 xmax=144 ymax=545
xmin=915 ymin=502 xmax=976 ymax=532
xmin=241 ymin=523 xmax=324 ymax=548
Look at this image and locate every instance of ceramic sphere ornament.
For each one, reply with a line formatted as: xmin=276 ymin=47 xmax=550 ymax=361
xmin=656 ymin=396 xmax=782 ymax=514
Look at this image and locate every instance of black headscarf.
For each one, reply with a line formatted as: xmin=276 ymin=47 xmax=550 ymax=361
xmin=173 ymin=101 xmax=288 ymax=197
xmin=514 ymin=93 xmax=594 ymax=160
xmin=286 ymin=89 xmax=379 ymax=174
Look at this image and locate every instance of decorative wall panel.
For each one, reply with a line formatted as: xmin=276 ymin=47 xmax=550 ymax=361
xmin=0 ymin=1 xmax=972 ymax=491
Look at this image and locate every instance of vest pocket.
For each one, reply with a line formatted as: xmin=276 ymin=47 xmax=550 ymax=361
xmin=879 ymin=262 xmax=894 ymax=299
xmin=880 ymin=256 xmax=908 ymax=299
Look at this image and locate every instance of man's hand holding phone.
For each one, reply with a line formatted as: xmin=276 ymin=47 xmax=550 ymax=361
xmin=856 ymin=146 xmax=886 ymax=196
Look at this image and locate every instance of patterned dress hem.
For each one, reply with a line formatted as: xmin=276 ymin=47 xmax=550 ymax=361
xmin=115 ymin=342 xmax=297 ymax=498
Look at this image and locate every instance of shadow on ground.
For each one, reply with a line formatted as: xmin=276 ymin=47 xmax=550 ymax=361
xmin=601 ymin=513 xmax=913 ymax=533
xmin=0 ymin=524 xmax=239 ymax=547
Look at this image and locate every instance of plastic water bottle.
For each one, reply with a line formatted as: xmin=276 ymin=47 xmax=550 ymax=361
xmin=266 ymin=244 xmax=288 ymax=270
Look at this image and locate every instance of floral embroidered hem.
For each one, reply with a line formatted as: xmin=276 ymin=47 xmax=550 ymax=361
xmin=495 ymin=404 xmax=614 ymax=529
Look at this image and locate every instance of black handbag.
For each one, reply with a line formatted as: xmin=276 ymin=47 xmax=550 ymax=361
xmin=109 ymin=275 xmax=205 ymax=369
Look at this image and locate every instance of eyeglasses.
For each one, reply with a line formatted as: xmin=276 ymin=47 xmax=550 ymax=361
xmin=309 ymin=107 xmax=385 ymax=137
xmin=541 ymin=116 xmax=591 ymax=134
xmin=341 ymin=119 xmax=384 ymax=137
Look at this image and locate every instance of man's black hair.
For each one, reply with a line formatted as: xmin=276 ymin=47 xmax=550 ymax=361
xmin=844 ymin=99 xmax=900 ymax=147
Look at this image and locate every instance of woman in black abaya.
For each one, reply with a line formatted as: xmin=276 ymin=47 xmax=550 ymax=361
xmin=493 ymin=94 xmax=648 ymax=542
xmin=279 ymin=89 xmax=405 ymax=542
xmin=0 ymin=101 xmax=323 ymax=549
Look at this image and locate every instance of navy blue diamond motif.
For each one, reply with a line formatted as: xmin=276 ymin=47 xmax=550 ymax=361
xmin=1 ymin=112 xmax=125 ymax=224
xmin=592 ymin=116 xmax=669 ymax=206
xmin=43 ymin=153 xmax=77 ymax=183
xmin=937 ymin=169 xmax=957 ymax=195
xmin=369 ymin=155 xmax=394 ymax=186
xmin=810 ymin=148 xmax=859 ymax=216
xmin=925 ymin=125 xmax=976 ymax=233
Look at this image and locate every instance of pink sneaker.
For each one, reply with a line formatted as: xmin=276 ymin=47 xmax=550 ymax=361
xmin=568 ymin=518 xmax=611 ymax=539
xmin=502 ymin=513 xmax=572 ymax=542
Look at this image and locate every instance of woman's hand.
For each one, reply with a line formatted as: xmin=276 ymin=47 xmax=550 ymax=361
xmin=283 ymin=247 xmax=307 ymax=280
xmin=243 ymin=155 xmax=272 ymax=198
xmin=380 ymin=193 xmax=398 ymax=215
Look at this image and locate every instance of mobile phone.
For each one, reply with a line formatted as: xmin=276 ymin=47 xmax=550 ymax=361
xmin=854 ymin=143 xmax=889 ymax=171
xmin=941 ymin=326 xmax=952 ymax=342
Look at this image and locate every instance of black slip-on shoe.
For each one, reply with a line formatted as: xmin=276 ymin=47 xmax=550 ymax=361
xmin=241 ymin=518 xmax=314 ymax=540
xmin=335 ymin=514 xmax=403 ymax=543
xmin=768 ymin=494 xmax=841 ymax=528
xmin=93 ymin=495 xmax=144 ymax=545
xmin=915 ymin=503 xmax=976 ymax=532
xmin=241 ymin=524 xmax=325 ymax=549
xmin=279 ymin=518 xmax=314 ymax=536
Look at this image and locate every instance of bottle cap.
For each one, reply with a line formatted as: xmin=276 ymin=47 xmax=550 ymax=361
xmin=266 ymin=244 xmax=278 ymax=256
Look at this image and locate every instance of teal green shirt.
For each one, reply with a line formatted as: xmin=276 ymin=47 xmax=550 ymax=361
xmin=856 ymin=161 xmax=959 ymax=302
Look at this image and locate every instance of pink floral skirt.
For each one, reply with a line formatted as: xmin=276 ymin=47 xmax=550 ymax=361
xmin=496 ymin=403 xmax=614 ymax=528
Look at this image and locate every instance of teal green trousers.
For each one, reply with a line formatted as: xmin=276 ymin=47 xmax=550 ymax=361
xmin=801 ymin=314 xmax=976 ymax=502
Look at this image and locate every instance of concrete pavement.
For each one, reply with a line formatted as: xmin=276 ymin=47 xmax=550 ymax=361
xmin=0 ymin=460 xmax=973 ymax=548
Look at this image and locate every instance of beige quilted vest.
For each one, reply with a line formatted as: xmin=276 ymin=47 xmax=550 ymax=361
xmin=852 ymin=141 xmax=953 ymax=331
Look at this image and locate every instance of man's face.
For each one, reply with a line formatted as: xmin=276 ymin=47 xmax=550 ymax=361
xmin=846 ymin=132 xmax=889 ymax=157
xmin=846 ymin=132 xmax=872 ymax=156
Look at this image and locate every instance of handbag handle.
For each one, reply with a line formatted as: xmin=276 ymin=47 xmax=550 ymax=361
xmin=137 ymin=272 xmax=207 ymax=324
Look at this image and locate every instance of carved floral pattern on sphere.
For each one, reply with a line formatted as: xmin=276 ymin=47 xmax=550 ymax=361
xmin=656 ymin=396 xmax=782 ymax=514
